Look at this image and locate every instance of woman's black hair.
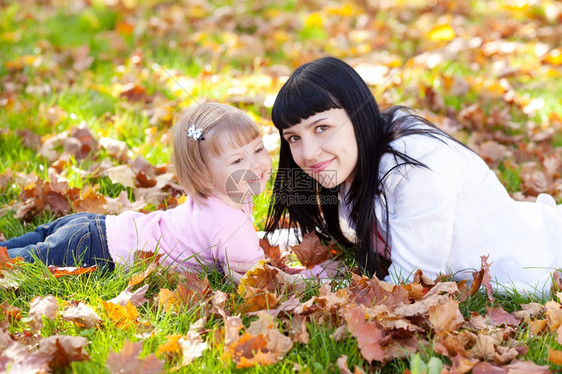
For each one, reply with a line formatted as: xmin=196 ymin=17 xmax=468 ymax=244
xmin=265 ymin=56 xmax=450 ymax=278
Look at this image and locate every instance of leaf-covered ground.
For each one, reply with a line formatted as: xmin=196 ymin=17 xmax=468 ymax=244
xmin=1 ymin=0 xmax=562 ymax=373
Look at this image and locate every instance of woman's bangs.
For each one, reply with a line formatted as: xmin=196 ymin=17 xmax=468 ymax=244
xmin=273 ymin=81 xmax=340 ymax=129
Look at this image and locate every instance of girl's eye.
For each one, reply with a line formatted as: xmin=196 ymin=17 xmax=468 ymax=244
xmin=254 ymin=146 xmax=264 ymax=154
xmin=286 ymin=135 xmax=300 ymax=143
xmin=315 ymin=125 xmax=328 ymax=133
xmin=231 ymin=158 xmax=242 ymax=165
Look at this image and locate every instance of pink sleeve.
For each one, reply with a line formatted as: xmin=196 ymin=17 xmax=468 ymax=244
xmin=213 ymin=217 xmax=265 ymax=271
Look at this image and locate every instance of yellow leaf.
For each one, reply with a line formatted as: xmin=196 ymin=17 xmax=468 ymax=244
xmin=428 ymin=24 xmax=456 ymax=42
xmin=100 ymin=300 xmax=139 ymax=329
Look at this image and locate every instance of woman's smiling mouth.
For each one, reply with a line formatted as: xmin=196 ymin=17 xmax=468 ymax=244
xmin=309 ymin=158 xmax=334 ymax=173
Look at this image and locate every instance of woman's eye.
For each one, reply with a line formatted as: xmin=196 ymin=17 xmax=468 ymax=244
xmin=315 ymin=125 xmax=328 ymax=133
xmin=287 ymin=135 xmax=299 ymax=143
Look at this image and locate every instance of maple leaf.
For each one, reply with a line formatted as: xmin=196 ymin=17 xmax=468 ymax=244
xmin=237 ymin=284 xmax=280 ymax=313
xmin=47 ymin=265 xmax=98 ymax=278
xmin=344 ymin=305 xmax=388 ymax=362
xmin=259 ymin=237 xmax=285 ymax=267
xmin=157 ymin=334 xmax=183 ymax=360
xmin=178 ymin=330 xmax=208 ymax=366
xmin=290 ymin=232 xmax=335 ymax=268
xmin=0 ymin=246 xmax=23 ymax=270
xmin=157 ymin=288 xmax=178 ymax=312
xmin=428 ymin=298 xmax=465 ymax=332
xmin=62 ymin=301 xmax=102 ymax=328
xmin=29 ymin=295 xmax=58 ymax=332
xmin=106 ymin=340 xmax=163 ymax=374
xmin=0 ymin=340 xmax=50 ymax=373
xmin=108 ymin=284 xmax=149 ymax=307
xmin=486 ymin=306 xmax=519 ymax=327
xmin=38 ymin=335 xmax=90 ymax=369
xmin=100 ymin=300 xmax=139 ymax=329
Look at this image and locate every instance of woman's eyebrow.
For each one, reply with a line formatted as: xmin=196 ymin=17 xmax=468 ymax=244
xmin=283 ymin=117 xmax=327 ymax=136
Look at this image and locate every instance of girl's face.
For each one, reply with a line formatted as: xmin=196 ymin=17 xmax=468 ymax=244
xmin=205 ymin=137 xmax=272 ymax=209
xmin=281 ymin=108 xmax=358 ymax=188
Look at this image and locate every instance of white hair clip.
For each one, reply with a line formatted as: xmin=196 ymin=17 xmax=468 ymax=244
xmin=187 ymin=124 xmax=204 ymax=141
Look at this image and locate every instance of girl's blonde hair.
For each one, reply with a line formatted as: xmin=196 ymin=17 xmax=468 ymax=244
xmin=172 ymin=102 xmax=261 ymax=200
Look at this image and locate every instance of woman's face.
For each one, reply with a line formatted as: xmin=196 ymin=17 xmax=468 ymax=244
xmin=281 ymin=108 xmax=358 ymax=188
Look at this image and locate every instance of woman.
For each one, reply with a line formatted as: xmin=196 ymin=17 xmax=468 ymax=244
xmin=265 ymin=56 xmax=562 ymax=294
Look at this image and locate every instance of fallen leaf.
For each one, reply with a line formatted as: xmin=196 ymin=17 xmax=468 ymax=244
xmin=108 ymin=284 xmax=149 ymax=307
xmin=47 ymin=265 xmax=98 ymax=278
xmin=100 ymin=300 xmax=139 ymax=329
xmin=38 ymin=335 xmax=90 ymax=369
xmin=106 ymin=340 xmax=163 ymax=374
xmin=290 ymin=232 xmax=335 ymax=268
xmin=29 ymin=295 xmax=58 ymax=332
xmin=62 ymin=301 xmax=102 ymax=328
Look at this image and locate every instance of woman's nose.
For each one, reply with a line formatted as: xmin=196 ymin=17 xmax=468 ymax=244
xmin=301 ymin=138 xmax=321 ymax=161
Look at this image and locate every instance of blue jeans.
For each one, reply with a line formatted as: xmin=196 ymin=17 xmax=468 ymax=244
xmin=1 ymin=213 xmax=114 ymax=270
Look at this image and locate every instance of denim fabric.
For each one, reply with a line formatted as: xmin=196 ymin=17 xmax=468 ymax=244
xmin=1 ymin=213 xmax=114 ymax=270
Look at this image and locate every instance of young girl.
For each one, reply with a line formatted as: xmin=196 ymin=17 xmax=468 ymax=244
xmin=266 ymin=56 xmax=562 ymax=294
xmin=3 ymin=102 xmax=273 ymax=283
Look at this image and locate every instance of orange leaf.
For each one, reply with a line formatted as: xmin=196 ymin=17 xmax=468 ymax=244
xmin=157 ymin=334 xmax=183 ymax=359
xmin=0 ymin=246 xmax=22 ymax=269
xmin=548 ymin=347 xmax=562 ymax=365
xmin=48 ymin=265 xmax=98 ymax=278
xmin=157 ymin=288 xmax=179 ymax=312
xmin=100 ymin=300 xmax=139 ymax=329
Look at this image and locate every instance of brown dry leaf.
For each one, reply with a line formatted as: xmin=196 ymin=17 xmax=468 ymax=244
xmin=512 ymin=303 xmax=544 ymax=320
xmin=479 ymin=255 xmax=494 ymax=303
xmin=106 ymin=340 xmax=163 ymax=374
xmin=449 ymin=353 xmax=479 ymax=373
xmin=470 ymin=333 xmax=496 ymax=361
xmin=344 ymin=305 xmax=388 ymax=362
xmin=108 ymin=284 xmax=149 ymax=307
xmin=72 ymin=186 xmax=108 ymax=214
xmin=527 ymin=319 xmax=548 ymax=336
xmin=428 ymin=298 xmax=465 ymax=332
xmin=288 ymin=315 xmax=310 ymax=344
xmin=224 ymin=316 xmax=244 ymax=346
xmin=545 ymin=300 xmax=562 ymax=331
xmin=62 ymin=301 xmax=101 ymax=328
xmin=128 ymin=262 xmax=159 ymax=287
xmin=238 ymin=284 xmax=280 ymax=313
xmin=259 ymin=237 xmax=284 ymax=267
xmin=486 ymin=306 xmax=519 ymax=327
xmin=0 ymin=340 xmax=50 ymax=373
xmin=175 ymin=273 xmax=212 ymax=308
xmin=29 ymin=295 xmax=58 ymax=332
xmin=47 ymin=265 xmax=98 ymax=278
xmin=105 ymin=164 xmax=137 ymax=188
xmin=157 ymin=288 xmax=178 ymax=312
xmin=38 ymin=335 xmax=90 ymax=369
xmin=290 ymin=232 xmax=335 ymax=268
xmin=336 ymin=355 xmax=353 ymax=374
xmin=224 ymin=333 xmax=275 ymax=368
xmin=100 ymin=300 xmax=139 ymax=329
xmin=178 ymin=331 xmax=208 ymax=366
xmin=505 ymin=359 xmax=551 ymax=373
